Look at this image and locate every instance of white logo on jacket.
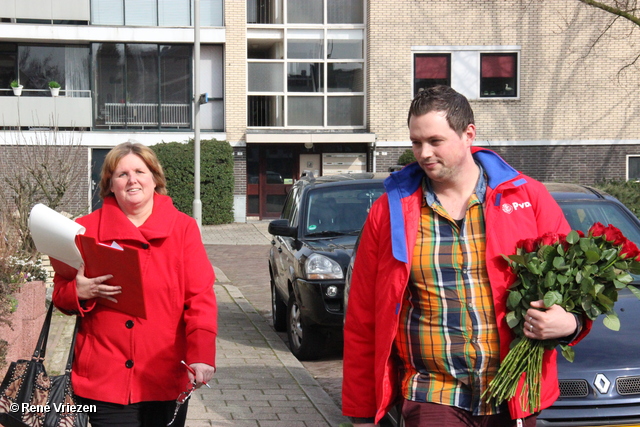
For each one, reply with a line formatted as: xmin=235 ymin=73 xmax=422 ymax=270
xmin=501 ymin=201 xmax=531 ymax=214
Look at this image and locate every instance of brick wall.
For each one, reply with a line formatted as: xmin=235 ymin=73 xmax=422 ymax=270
xmin=368 ymin=1 xmax=640 ymax=144
xmin=0 ymin=144 xmax=90 ymax=218
xmin=372 ymin=144 xmax=640 ymax=185
xmin=224 ymin=0 xmax=247 ymax=145
xmin=233 ymin=147 xmax=247 ymax=195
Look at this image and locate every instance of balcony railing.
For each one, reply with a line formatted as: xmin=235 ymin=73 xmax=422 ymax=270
xmin=103 ymin=103 xmax=190 ymax=127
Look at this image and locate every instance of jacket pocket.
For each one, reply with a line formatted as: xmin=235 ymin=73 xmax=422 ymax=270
xmin=74 ymin=333 xmax=95 ymax=377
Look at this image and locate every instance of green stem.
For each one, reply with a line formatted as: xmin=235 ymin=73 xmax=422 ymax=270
xmin=483 ymin=338 xmax=546 ymax=413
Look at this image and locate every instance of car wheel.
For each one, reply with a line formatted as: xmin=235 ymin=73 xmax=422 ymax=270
xmin=271 ymin=278 xmax=287 ymax=332
xmin=287 ymin=294 xmax=323 ymax=361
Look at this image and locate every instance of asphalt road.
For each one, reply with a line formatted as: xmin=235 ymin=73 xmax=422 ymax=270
xmin=205 ymin=244 xmax=345 ymax=410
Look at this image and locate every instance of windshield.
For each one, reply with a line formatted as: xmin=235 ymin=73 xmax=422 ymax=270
xmin=304 ymin=183 xmax=385 ymax=237
xmin=558 ymin=200 xmax=640 ymax=246
xmin=559 ymin=200 xmax=640 ymax=281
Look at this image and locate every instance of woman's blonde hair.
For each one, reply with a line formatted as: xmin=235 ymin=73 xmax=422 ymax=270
xmin=99 ymin=142 xmax=167 ymax=199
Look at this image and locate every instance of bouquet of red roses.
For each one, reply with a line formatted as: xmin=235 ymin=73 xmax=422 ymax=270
xmin=483 ymin=222 xmax=640 ymax=413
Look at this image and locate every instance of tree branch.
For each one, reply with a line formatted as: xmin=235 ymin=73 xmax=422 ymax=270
xmin=578 ymin=0 xmax=640 ymax=26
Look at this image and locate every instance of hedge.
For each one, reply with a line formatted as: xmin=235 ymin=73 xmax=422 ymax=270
xmin=593 ymin=179 xmax=640 ymax=218
xmin=398 ymin=149 xmax=415 ymax=166
xmin=152 ymin=139 xmax=234 ymax=225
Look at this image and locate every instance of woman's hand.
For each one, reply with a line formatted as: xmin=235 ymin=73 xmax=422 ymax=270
xmin=523 ymin=300 xmax=577 ymax=340
xmin=75 ymin=264 xmax=120 ymax=302
xmin=188 ymin=362 xmax=216 ymax=389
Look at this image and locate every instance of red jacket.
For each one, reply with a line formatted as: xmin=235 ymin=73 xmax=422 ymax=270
xmin=53 ymin=194 xmax=217 ymax=404
xmin=342 ymin=148 xmax=590 ymax=422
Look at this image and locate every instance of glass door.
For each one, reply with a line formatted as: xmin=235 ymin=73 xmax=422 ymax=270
xmin=247 ymin=144 xmax=298 ymax=219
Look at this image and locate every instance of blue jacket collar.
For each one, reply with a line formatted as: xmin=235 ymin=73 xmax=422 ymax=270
xmin=384 ymin=147 xmax=520 ymax=262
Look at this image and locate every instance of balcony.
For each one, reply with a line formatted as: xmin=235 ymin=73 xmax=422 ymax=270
xmin=0 ymin=90 xmax=92 ymax=128
xmin=102 ymin=103 xmax=190 ymax=128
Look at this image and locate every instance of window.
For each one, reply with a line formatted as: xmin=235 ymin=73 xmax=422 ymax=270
xmin=628 ymin=156 xmax=640 ymax=181
xmin=480 ymin=53 xmax=517 ymax=98
xmin=414 ymin=54 xmax=450 ymax=95
xmin=91 ymin=0 xmax=223 ymax=27
xmin=93 ymin=43 xmax=191 ymax=129
xmin=247 ymin=2 xmax=365 ymax=128
xmin=247 ymin=0 xmax=363 ymax=24
xmin=0 ymin=44 xmax=90 ymax=97
xmin=412 ymin=47 xmax=520 ymax=100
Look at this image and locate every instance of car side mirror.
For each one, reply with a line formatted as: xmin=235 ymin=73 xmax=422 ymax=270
xmin=268 ymin=219 xmax=297 ymax=238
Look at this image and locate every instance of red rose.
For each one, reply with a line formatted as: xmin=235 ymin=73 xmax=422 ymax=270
xmin=538 ymin=232 xmax=564 ymax=247
xmin=603 ymin=224 xmax=626 ymax=245
xmin=576 ymin=230 xmax=585 ymax=238
xmin=517 ymin=238 xmax=538 ymax=253
xmin=620 ymin=239 xmax=640 ymax=260
xmin=589 ymin=222 xmax=606 ymax=238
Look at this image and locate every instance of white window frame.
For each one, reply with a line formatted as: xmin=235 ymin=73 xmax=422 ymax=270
xmin=411 ymin=45 xmax=521 ymax=100
xmin=246 ymin=0 xmax=366 ymax=130
xmin=627 ymin=155 xmax=640 ymax=181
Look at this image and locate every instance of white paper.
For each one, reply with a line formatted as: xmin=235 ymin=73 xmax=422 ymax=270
xmin=29 ymin=203 xmax=86 ymax=269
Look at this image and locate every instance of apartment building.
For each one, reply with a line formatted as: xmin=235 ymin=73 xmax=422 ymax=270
xmin=1 ymin=0 xmax=639 ymax=222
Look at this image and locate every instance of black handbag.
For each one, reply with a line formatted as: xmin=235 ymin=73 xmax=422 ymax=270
xmin=0 ymin=303 xmax=87 ymax=427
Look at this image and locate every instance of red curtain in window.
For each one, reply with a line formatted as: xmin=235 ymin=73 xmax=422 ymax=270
xmin=415 ymin=55 xmax=448 ymax=79
xmin=481 ymin=55 xmax=515 ymax=78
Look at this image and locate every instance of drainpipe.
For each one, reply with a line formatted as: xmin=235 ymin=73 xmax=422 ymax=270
xmin=372 ymin=139 xmax=377 ymax=173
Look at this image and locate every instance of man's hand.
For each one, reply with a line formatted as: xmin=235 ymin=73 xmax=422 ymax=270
xmin=523 ymin=300 xmax=577 ymax=340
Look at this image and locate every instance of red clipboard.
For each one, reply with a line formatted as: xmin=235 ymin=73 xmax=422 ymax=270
xmin=50 ymin=235 xmax=147 ymax=319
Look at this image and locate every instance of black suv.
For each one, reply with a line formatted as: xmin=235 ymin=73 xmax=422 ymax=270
xmin=268 ymin=173 xmax=386 ymax=360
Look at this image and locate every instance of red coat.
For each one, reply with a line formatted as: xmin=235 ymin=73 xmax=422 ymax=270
xmin=53 ymin=194 xmax=217 ymax=404
xmin=342 ymin=148 xmax=591 ymax=422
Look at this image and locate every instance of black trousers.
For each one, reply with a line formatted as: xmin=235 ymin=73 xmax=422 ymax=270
xmin=78 ymin=397 xmax=189 ymax=427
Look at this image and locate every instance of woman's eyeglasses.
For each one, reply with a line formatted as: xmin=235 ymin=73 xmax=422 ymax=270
xmin=167 ymin=380 xmax=195 ymax=426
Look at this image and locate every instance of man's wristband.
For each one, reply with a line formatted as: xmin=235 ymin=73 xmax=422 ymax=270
xmin=558 ymin=312 xmax=583 ymax=345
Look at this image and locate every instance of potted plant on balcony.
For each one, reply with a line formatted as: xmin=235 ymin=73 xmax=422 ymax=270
xmin=48 ymin=80 xmax=61 ymax=97
xmin=10 ymin=80 xmax=22 ymax=96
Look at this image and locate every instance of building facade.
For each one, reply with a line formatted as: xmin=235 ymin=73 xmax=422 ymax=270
xmin=1 ymin=0 xmax=639 ymax=222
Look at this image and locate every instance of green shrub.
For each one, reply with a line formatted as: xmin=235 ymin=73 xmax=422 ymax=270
xmin=593 ymin=179 xmax=640 ymax=218
xmin=152 ymin=139 xmax=234 ymax=225
xmin=397 ymin=149 xmax=415 ymax=166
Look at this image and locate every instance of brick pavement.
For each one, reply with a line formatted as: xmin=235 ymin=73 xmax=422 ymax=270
xmin=45 ymin=221 xmax=349 ymax=426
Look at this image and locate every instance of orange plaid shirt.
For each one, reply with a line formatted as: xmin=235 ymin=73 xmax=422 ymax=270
xmin=394 ymin=173 xmax=502 ymax=415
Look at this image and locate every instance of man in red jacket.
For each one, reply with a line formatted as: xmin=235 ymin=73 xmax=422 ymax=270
xmin=342 ymin=86 xmax=588 ymax=426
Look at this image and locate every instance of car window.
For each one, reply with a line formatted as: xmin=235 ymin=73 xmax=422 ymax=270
xmin=289 ymin=185 xmax=301 ymax=227
xmin=304 ymin=183 xmax=385 ymax=236
xmin=558 ymin=200 xmax=640 ymax=247
xmin=280 ymin=185 xmax=296 ymax=221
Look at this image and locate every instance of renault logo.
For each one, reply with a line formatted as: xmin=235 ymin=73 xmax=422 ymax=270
xmin=594 ymin=373 xmax=611 ymax=394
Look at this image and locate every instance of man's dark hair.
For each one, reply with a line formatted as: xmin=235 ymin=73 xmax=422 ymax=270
xmin=407 ymin=85 xmax=475 ymax=135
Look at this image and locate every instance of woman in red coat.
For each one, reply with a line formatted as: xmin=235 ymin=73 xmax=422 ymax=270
xmin=53 ymin=142 xmax=217 ymax=427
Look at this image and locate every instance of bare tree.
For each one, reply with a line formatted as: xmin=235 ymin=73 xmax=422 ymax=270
xmin=577 ymin=0 xmax=640 ymax=74
xmin=0 ymin=124 xmax=87 ymax=255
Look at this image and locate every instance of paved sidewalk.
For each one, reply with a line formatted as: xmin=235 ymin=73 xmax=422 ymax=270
xmin=46 ymin=221 xmax=349 ymax=426
xmin=201 ymin=221 xmax=273 ymax=246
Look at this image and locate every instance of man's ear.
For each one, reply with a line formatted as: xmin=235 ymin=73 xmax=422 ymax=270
xmin=464 ymin=123 xmax=476 ymax=146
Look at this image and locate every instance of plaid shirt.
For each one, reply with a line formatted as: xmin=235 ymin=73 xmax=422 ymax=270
xmin=394 ymin=169 xmax=502 ymax=415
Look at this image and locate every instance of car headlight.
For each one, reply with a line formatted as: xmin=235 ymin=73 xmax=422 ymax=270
xmin=305 ymin=253 xmax=344 ymax=280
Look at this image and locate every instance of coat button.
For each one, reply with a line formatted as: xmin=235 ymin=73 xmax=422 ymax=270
xmin=142 ymin=243 xmax=149 ymax=249
xmin=125 ymin=360 xmax=134 ymax=368
xmin=125 ymin=320 xmax=134 ymax=329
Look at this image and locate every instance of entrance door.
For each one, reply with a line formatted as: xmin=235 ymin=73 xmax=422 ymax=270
xmin=91 ymin=148 xmax=110 ymax=211
xmin=247 ymin=145 xmax=298 ymax=219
